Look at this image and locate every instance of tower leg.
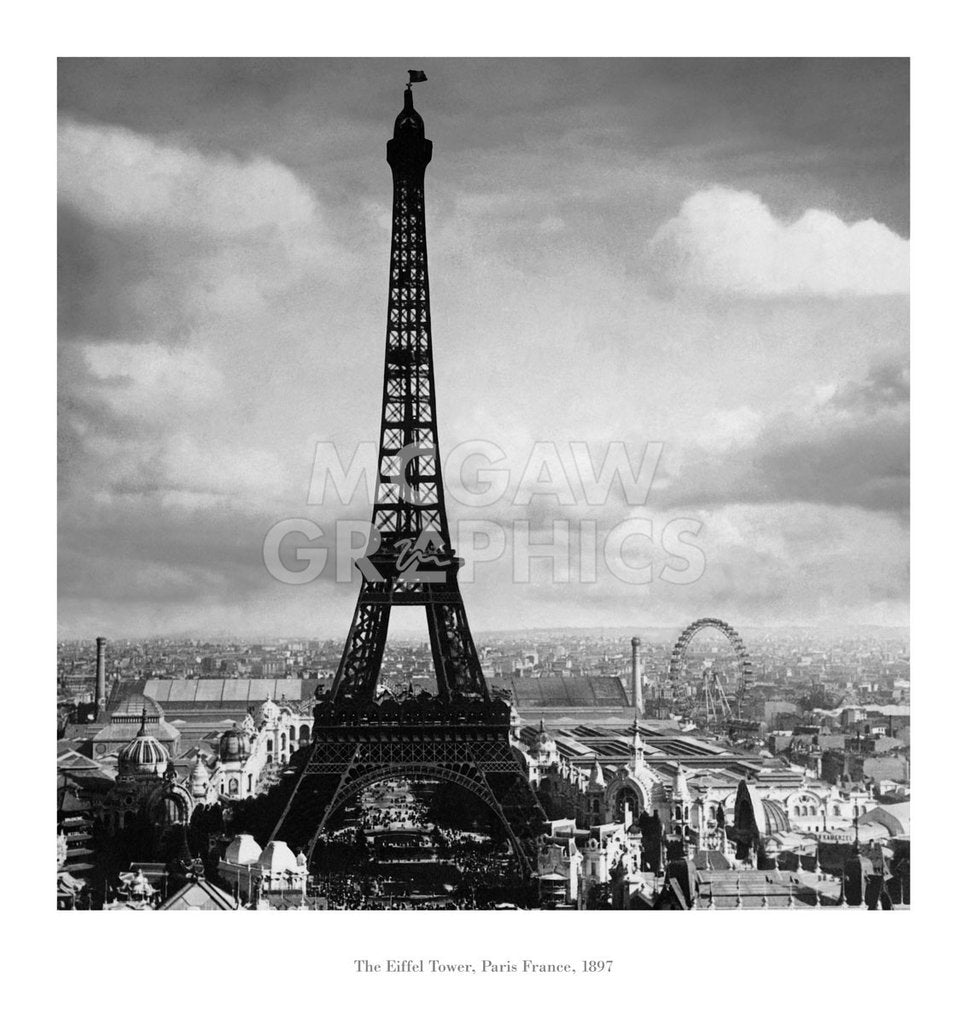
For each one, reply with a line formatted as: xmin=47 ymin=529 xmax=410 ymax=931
xmin=332 ymin=601 xmax=391 ymax=700
xmin=426 ymin=601 xmax=488 ymax=699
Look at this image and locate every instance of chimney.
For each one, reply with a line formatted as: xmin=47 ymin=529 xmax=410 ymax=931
xmin=631 ymin=636 xmax=642 ymax=714
xmin=95 ymin=637 xmax=107 ymax=715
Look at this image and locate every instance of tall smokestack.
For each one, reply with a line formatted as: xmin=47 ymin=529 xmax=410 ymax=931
xmin=95 ymin=637 xmax=107 ymax=715
xmin=631 ymin=636 xmax=643 ymax=714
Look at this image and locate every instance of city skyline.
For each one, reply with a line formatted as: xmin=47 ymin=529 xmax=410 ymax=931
xmin=57 ymin=623 xmax=910 ymax=644
xmin=58 ymin=58 xmax=909 ymax=639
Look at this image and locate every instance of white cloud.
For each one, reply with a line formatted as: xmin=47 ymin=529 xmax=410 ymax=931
xmin=662 ymin=361 xmax=909 ymax=516
xmin=649 ymin=187 xmax=909 ymax=296
xmin=693 ymin=406 xmax=764 ymax=452
xmin=159 ymin=435 xmax=289 ymax=509
xmin=58 ymin=116 xmax=319 ymax=237
xmin=83 ymin=340 xmax=222 ymax=420
xmin=75 ymin=340 xmax=294 ymax=510
xmin=58 ymin=118 xmax=337 ymax=340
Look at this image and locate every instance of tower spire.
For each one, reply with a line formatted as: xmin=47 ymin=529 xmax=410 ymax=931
xmin=328 ymin=82 xmax=486 ymax=703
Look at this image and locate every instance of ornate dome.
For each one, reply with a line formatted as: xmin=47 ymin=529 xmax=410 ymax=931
xmin=118 ymin=726 xmax=169 ymax=778
xmin=223 ymin=833 xmax=262 ymax=866
xmin=218 ymin=725 xmax=252 ymax=763
xmin=258 ymin=840 xmax=300 ymax=875
xmin=257 ymin=699 xmax=280 ymax=727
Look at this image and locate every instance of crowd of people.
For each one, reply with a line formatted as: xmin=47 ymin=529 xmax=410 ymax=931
xmin=304 ymin=780 xmax=527 ymax=909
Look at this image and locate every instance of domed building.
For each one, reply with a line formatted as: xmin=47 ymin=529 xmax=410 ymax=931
xmin=210 ymin=700 xmax=314 ymax=800
xmin=258 ymin=841 xmax=308 ymax=897
xmin=117 ymin=728 xmax=169 ymax=779
xmin=529 ymin=718 xmax=557 ymax=767
xmin=102 ymin=711 xmax=195 ymax=836
xmin=215 ymin=834 xmax=307 ymax=905
xmin=91 ymin=693 xmax=180 ymax=761
xmin=218 ymin=725 xmax=252 ymax=764
xmin=258 ymin=840 xmax=296 ymax=874
xmin=224 ymin=832 xmax=263 ymax=866
xmin=216 ymin=832 xmax=263 ymax=902
xmin=214 ymin=723 xmax=257 ymax=798
xmin=516 ymin=717 xmax=566 ymax=785
xmin=99 ymin=708 xmax=218 ymax=850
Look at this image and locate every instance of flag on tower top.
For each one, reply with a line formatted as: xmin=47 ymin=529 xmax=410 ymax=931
xmin=408 ymin=70 xmax=428 ymax=84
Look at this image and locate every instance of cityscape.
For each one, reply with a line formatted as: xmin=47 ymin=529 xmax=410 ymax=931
xmin=57 ymin=622 xmax=910 ymax=909
xmin=57 ymin=58 xmax=910 ymax=911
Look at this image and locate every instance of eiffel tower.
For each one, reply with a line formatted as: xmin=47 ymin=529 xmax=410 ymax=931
xmin=270 ymin=80 xmax=546 ymax=876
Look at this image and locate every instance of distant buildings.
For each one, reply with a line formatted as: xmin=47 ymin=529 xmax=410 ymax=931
xmin=55 ymin=629 xmax=910 ymax=910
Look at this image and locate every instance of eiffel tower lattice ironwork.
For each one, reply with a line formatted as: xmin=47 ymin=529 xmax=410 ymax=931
xmin=269 ymin=83 xmax=546 ymax=876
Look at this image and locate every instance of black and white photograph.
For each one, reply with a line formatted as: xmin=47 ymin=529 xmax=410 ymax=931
xmin=54 ymin=54 xmax=913 ymax=917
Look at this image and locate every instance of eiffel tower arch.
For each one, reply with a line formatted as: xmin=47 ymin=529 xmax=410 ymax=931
xmin=270 ymin=81 xmax=547 ymax=878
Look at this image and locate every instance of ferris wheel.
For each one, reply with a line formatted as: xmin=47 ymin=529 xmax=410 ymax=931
xmin=667 ymin=618 xmax=755 ymax=720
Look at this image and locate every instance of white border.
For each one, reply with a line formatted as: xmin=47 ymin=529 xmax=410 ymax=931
xmin=9 ymin=1 xmax=962 ymax=1017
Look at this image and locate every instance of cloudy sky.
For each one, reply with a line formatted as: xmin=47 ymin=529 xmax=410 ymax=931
xmin=57 ymin=58 xmax=909 ymax=639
